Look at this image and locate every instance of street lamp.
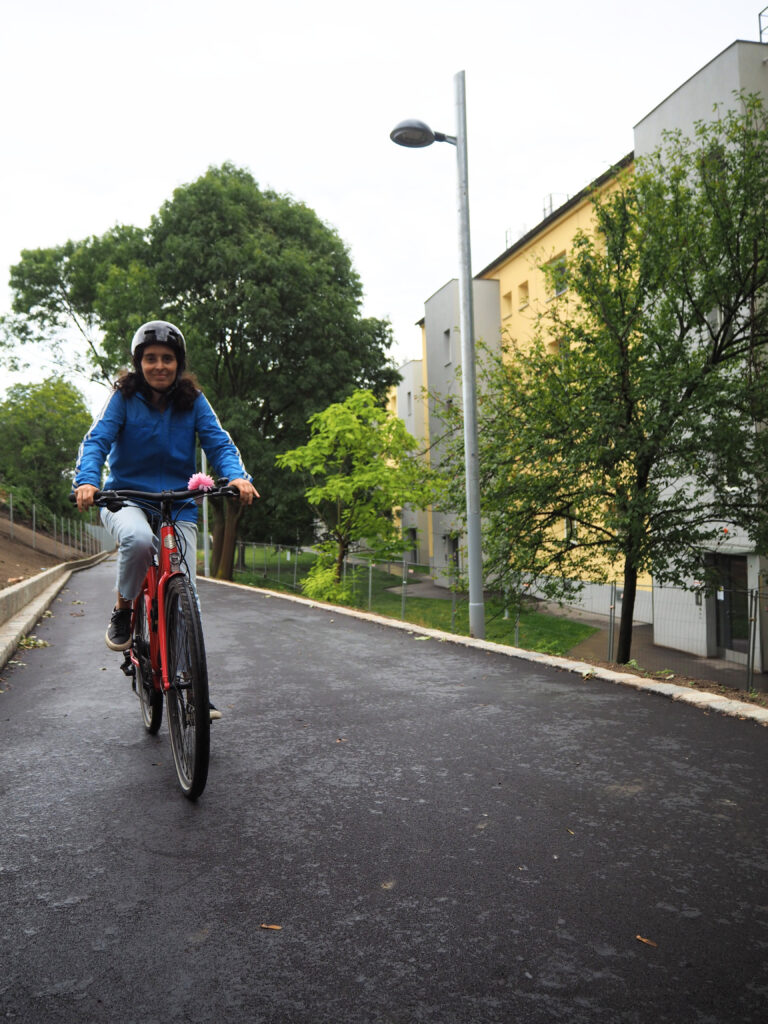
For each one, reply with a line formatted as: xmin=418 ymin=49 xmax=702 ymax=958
xmin=390 ymin=70 xmax=485 ymax=640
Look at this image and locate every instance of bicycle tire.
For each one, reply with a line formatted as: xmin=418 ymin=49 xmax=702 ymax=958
xmin=134 ymin=593 xmax=163 ymax=734
xmin=164 ymin=576 xmax=210 ymax=799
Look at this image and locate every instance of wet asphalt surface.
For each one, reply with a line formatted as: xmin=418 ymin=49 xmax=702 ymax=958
xmin=1 ymin=558 xmax=767 ymax=1024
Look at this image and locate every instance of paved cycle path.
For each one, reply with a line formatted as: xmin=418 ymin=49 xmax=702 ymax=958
xmin=1 ymin=558 xmax=767 ymax=1023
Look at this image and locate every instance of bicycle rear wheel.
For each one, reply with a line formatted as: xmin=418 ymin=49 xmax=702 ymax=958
xmin=134 ymin=593 xmax=163 ymax=734
xmin=164 ymin=576 xmax=210 ymax=799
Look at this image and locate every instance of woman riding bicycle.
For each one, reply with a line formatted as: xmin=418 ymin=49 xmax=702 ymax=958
xmin=73 ymin=320 xmax=258 ymax=714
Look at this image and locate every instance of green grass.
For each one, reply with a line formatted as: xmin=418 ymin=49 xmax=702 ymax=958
xmin=204 ymin=551 xmax=597 ymax=658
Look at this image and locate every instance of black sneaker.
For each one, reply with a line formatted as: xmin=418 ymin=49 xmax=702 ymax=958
xmin=209 ymin=702 xmax=222 ymax=722
xmin=106 ymin=606 xmax=132 ymax=651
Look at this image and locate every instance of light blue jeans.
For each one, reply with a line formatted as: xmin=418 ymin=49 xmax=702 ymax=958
xmin=100 ymin=504 xmax=198 ymax=603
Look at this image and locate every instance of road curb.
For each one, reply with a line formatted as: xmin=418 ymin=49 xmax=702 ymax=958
xmin=199 ymin=576 xmax=768 ymax=728
xmin=0 ymin=551 xmax=114 ymax=674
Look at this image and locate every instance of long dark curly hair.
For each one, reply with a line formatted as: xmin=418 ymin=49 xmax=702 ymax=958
xmin=114 ymin=370 xmax=202 ymax=412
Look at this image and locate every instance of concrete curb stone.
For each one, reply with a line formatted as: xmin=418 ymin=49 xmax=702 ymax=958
xmin=0 ymin=551 xmax=114 ymax=674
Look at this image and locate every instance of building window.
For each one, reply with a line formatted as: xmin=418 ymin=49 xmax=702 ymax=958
xmin=545 ymin=253 xmax=568 ymax=298
xmin=406 ymin=390 xmax=413 ymax=417
xmin=547 ymin=336 xmax=569 ymax=360
xmin=443 ymin=328 xmax=452 ymax=365
xmin=502 ymin=290 xmax=513 ymax=318
xmin=518 ymin=281 xmax=529 ymax=308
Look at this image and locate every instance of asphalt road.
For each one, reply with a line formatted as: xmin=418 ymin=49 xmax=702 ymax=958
xmin=1 ymin=558 xmax=767 ymax=1024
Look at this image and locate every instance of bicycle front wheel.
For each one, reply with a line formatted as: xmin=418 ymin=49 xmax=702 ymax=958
xmin=164 ymin=576 xmax=210 ymax=800
xmin=134 ymin=593 xmax=163 ymax=734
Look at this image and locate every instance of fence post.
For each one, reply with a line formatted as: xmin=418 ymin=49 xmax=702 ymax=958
xmin=747 ymin=588 xmax=758 ymax=693
xmin=607 ymin=582 xmax=617 ymax=662
xmin=294 ymin=547 xmax=299 ymax=590
xmin=9 ymin=492 xmax=13 ymax=540
xmin=401 ymin=554 xmax=407 ymax=620
xmin=32 ymin=503 xmax=36 ymax=549
xmin=368 ymin=560 xmax=373 ymax=610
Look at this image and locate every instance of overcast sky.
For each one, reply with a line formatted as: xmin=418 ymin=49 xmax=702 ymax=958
xmin=1 ymin=0 xmax=764 ymax=409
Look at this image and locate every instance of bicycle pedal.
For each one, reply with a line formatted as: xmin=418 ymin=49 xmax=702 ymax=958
xmin=120 ymin=651 xmax=135 ymax=679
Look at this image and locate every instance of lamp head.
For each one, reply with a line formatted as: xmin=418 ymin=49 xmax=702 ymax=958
xmin=390 ymin=119 xmax=437 ymax=148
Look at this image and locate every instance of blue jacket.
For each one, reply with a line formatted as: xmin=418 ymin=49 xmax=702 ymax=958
xmin=74 ymin=389 xmax=252 ymax=522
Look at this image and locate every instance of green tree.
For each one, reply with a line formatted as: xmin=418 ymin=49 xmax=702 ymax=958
xmin=0 ymin=377 xmax=92 ymax=515
xmin=5 ymin=163 xmax=400 ymax=573
xmin=437 ymin=95 xmax=768 ymax=664
xmin=276 ymin=390 xmax=435 ymax=601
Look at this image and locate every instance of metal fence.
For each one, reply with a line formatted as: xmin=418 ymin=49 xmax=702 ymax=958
xmin=602 ymin=581 xmax=768 ymax=695
xmin=0 ymin=490 xmax=113 ymax=560
xmin=198 ymin=541 xmax=468 ymax=621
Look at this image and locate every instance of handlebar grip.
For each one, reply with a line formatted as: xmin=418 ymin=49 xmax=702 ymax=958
xmin=69 ymin=489 xmax=104 ymax=504
xmin=69 ymin=488 xmax=104 ymax=500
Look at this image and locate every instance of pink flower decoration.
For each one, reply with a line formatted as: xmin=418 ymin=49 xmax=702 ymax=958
xmin=188 ymin=472 xmax=215 ymax=491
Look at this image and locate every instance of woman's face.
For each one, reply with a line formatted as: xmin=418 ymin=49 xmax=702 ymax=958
xmin=140 ymin=344 xmax=178 ymax=392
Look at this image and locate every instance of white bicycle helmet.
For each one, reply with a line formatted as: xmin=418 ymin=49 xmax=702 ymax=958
xmin=131 ymin=320 xmax=186 ymax=371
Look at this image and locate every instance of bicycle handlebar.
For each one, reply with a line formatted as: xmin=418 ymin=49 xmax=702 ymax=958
xmin=69 ymin=481 xmax=240 ymax=511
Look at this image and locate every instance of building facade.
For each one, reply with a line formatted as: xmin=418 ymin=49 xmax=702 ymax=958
xmin=395 ymin=37 xmax=768 ymax=672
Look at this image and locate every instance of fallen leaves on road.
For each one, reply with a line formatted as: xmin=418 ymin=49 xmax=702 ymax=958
xmin=636 ymin=935 xmax=658 ymax=947
xmin=18 ymin=636 xmax=49 ymax=649
xmin=260 ymin=924 xmax=282 ymax=931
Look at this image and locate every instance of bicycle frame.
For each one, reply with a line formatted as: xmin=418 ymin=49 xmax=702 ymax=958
xmin=134 ymin=519 xmax=187 ymax=692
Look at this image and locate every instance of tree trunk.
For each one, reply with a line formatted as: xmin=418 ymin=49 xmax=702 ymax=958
xmin=214 ymin=497 xmax=244 ymax=581
xmin=334 ymin=538 xmax=348 ymax=583
xmin=616 ymin=560 xmax=638 ymax=664
xmin=211 ymin=502 xmax=225 ymax=578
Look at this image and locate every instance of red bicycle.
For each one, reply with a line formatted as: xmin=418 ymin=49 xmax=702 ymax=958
xmin=83 ymin=481 xmax=237 ymax=799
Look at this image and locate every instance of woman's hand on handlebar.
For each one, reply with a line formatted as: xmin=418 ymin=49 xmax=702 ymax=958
xmin=74 ymin=484 xmax=99 ymax=512
xmin=228 ymin=478 xmax=259 ymax=505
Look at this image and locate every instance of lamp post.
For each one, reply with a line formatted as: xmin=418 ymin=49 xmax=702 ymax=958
xmin=390 ymin=70 xmax=485 ymax=639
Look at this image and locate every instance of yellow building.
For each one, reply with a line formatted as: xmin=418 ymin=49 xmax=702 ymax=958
xmin=401 ymin=154 xmax=635 ymax=598
xmin=478 ymin=153 xmax=633 ymax=354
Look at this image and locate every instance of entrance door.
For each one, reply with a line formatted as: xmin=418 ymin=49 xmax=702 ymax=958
xmin=715 ymin=554 xmax=749 ymax=657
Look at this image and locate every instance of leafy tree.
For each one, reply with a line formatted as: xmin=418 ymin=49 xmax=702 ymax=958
xmin=437 ymin=95 xmax=768 ymax=664
xmin=276 ymin=390 xmax=435 ymax=601
xmin=0 ymin=377 xmax=92 ymax=515
xmin=5 ymin=163 xmax=400 ymax=573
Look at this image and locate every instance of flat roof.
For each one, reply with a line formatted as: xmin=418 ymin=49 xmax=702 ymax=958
xmin=633 ymin=39 xmax=767 ymax=130
xmin=476 ymin=151 xmax=634 ymax=278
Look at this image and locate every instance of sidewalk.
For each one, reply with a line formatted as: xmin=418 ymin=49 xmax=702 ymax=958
xmin=547 ymin=602 xmax=768 ymax=692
